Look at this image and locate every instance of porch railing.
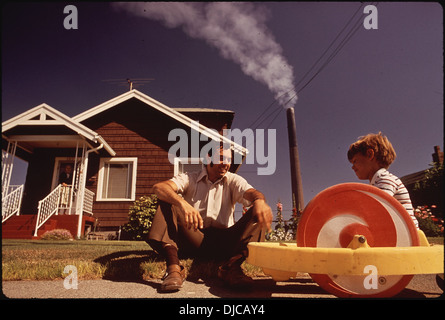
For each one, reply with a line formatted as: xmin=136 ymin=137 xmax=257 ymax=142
xmin=2 ymin=185 xmax=24 ymax=223
xmin=83 ymin=188 xmax=94 ymax=214
xmin=34 ymin=184 xmax=95 ymax=237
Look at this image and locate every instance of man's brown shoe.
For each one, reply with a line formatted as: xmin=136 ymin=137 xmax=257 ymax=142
xmin=217 ymin=264 xmax=254 ymax=290
xmin=160 ymin=264 xmax=186 ymax=292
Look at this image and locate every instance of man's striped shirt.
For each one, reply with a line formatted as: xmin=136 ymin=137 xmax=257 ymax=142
xmin=371 ymin=168 xmax=419 ymax=229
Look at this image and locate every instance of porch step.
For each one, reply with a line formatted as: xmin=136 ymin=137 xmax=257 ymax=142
xmin=2 ymin=215 xmax=36 ymax=239
xmin=2 ymin=214 xmax=96 ymax=239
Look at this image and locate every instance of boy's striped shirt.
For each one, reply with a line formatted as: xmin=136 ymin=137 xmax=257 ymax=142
xmin=371 ymin=168 xmax=419 ymax=229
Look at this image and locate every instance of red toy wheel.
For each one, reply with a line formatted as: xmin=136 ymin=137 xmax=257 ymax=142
xmin=296 ymin=183 xmax=419 ymax=298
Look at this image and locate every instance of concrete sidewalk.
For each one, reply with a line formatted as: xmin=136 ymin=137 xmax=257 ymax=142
xmin=2 ymin=274 xmax=442 ymax=299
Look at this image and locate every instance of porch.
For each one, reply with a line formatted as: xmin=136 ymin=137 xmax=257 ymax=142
xmin=2 ymin=183 xmax=96 ymax=239
xmin=2 ymin=214 xmax=97 ymax=240
xmin=2 ymin=103 xmax=115 ymax=239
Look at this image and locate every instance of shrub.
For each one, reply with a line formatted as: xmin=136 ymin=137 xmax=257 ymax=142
xmin=41 ymin=229 xmax=74 ymax=240
xmin=414 ymin=205 xmax=444 ymax=237
xmin=413 ymin=162 xmax=443 ymax=215
xmin=122 ymin=195 xmax=158 ymax=240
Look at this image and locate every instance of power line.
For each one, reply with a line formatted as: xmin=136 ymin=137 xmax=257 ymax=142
xmin=246 ymin=2 xmax=372 ymax=131
xmin=295 ymin=2 xmax=366 ymax=94
xmin=236 ymin=2 xmax=375 ymax=155
xmin=246 ymin=89 xmax=297 ymax=129
xmin=297 ymin=3 xmax=374 ymax=94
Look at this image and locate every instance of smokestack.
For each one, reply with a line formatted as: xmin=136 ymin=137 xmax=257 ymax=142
xmin=286 ymin=107 xmax=304 ymax=214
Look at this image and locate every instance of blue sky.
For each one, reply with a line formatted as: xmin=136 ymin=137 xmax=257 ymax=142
xmin=2 ymin=2 xmax=443 ymax=220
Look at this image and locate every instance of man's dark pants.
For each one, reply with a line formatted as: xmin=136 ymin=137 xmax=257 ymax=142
xmin=146 ymin=201 xmax=265 ymax=266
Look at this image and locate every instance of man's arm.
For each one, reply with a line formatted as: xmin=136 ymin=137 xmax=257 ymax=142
xmin=243 ymin=188 xmax=273 ymax=232
xmin=153 ymin=180 xmax=204 ymax=230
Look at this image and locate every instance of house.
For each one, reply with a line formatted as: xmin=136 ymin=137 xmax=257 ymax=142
xmin=2 ymin=89 xmax=247 ymax=239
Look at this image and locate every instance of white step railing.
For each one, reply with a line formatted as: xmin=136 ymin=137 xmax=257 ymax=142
xmin=34 ymin=184 xmax=95 ymax=236
xmin=2 ymin=185 xmax=24 ymax=223
xmin=34 ymin=184 xmax=64 ymax=236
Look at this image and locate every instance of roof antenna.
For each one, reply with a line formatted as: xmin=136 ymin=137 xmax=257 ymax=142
xmin=102 ymin=78 xmax=155 ymax=91
xmin=127 ymin=78 xmax=133 ymax=91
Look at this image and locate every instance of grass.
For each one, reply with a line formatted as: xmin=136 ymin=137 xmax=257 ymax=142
xmin=1 ymin=239 xmax=264 ymax=281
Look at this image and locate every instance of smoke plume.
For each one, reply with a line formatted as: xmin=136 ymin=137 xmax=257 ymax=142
xmin=113 ymin=2 xmax=297 ymax=108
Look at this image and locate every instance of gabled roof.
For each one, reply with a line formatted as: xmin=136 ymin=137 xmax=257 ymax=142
xmin=73 ymin=89 xmax=248 ymax=157
xmin=2 ymin=103 xmax=115 ymax=156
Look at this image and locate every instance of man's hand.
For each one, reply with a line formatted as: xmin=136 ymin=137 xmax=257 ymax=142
xmin=252 ymin=199 xmax=273 ymax=232
xmin=244 ymin=188 xmax=273 ymax=232
xmin=153 ymin=180 xmax=204 ymax=231
xmin=178 ymin=200 xmax=204 ymax=230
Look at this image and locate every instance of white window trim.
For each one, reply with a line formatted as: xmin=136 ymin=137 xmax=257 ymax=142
xmin=174 ymin=157 xmax=204 ymax=176
xmin=97 ymin=157 xmax=137 ymax=201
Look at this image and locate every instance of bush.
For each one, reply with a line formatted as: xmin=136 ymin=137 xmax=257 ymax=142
xmin=414 ymin=205 xmax=444 ymax=237
xmin=40 ymin=229 xmax=74 ymax=240
xmin=122 ymin=195 xmax=158 ymax=240
xmin=412 ymin=162 xmax=443 ymax=216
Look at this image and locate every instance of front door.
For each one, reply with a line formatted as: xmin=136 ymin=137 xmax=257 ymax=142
xmin=52 ymin=158 xmax=76 ymax=190
xmin=52 ymin=157 xmax=80 ymax=214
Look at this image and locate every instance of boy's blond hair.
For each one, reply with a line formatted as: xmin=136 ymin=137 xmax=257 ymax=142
xmin=347 ymin=132 xmax=397 ymax=168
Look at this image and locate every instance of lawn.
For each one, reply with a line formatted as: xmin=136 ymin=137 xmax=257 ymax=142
xmin=1 ymin=239 xmax=263 ymax=281
xmin=2 ymin=239 xmax=162 ymax=281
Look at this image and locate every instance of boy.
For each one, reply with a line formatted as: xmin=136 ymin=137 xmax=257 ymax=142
xmin=347 ymin=132 xmax=419 ymax=229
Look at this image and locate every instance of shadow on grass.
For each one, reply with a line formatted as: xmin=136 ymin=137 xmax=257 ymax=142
xmin=94 ymin=250 xmax=164 ymax=282
xmin=92 ymin=249 xmax=234 ymax=292
xmin=92 ymin=249 xmax=227 ymax=294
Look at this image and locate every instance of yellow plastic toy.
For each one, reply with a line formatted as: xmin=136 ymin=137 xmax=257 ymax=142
xmin=247 ymin=183 xmax=444 ymax=298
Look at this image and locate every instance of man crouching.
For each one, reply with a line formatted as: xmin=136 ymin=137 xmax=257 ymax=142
xmin=147 ymin=145 xmax=273 ymax=292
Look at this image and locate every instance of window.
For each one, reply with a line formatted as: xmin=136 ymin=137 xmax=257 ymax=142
xmin=97 ymin=158 xmax=137 ymax=201
xmin=174 ymin=158 xmax=204 ymax=176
